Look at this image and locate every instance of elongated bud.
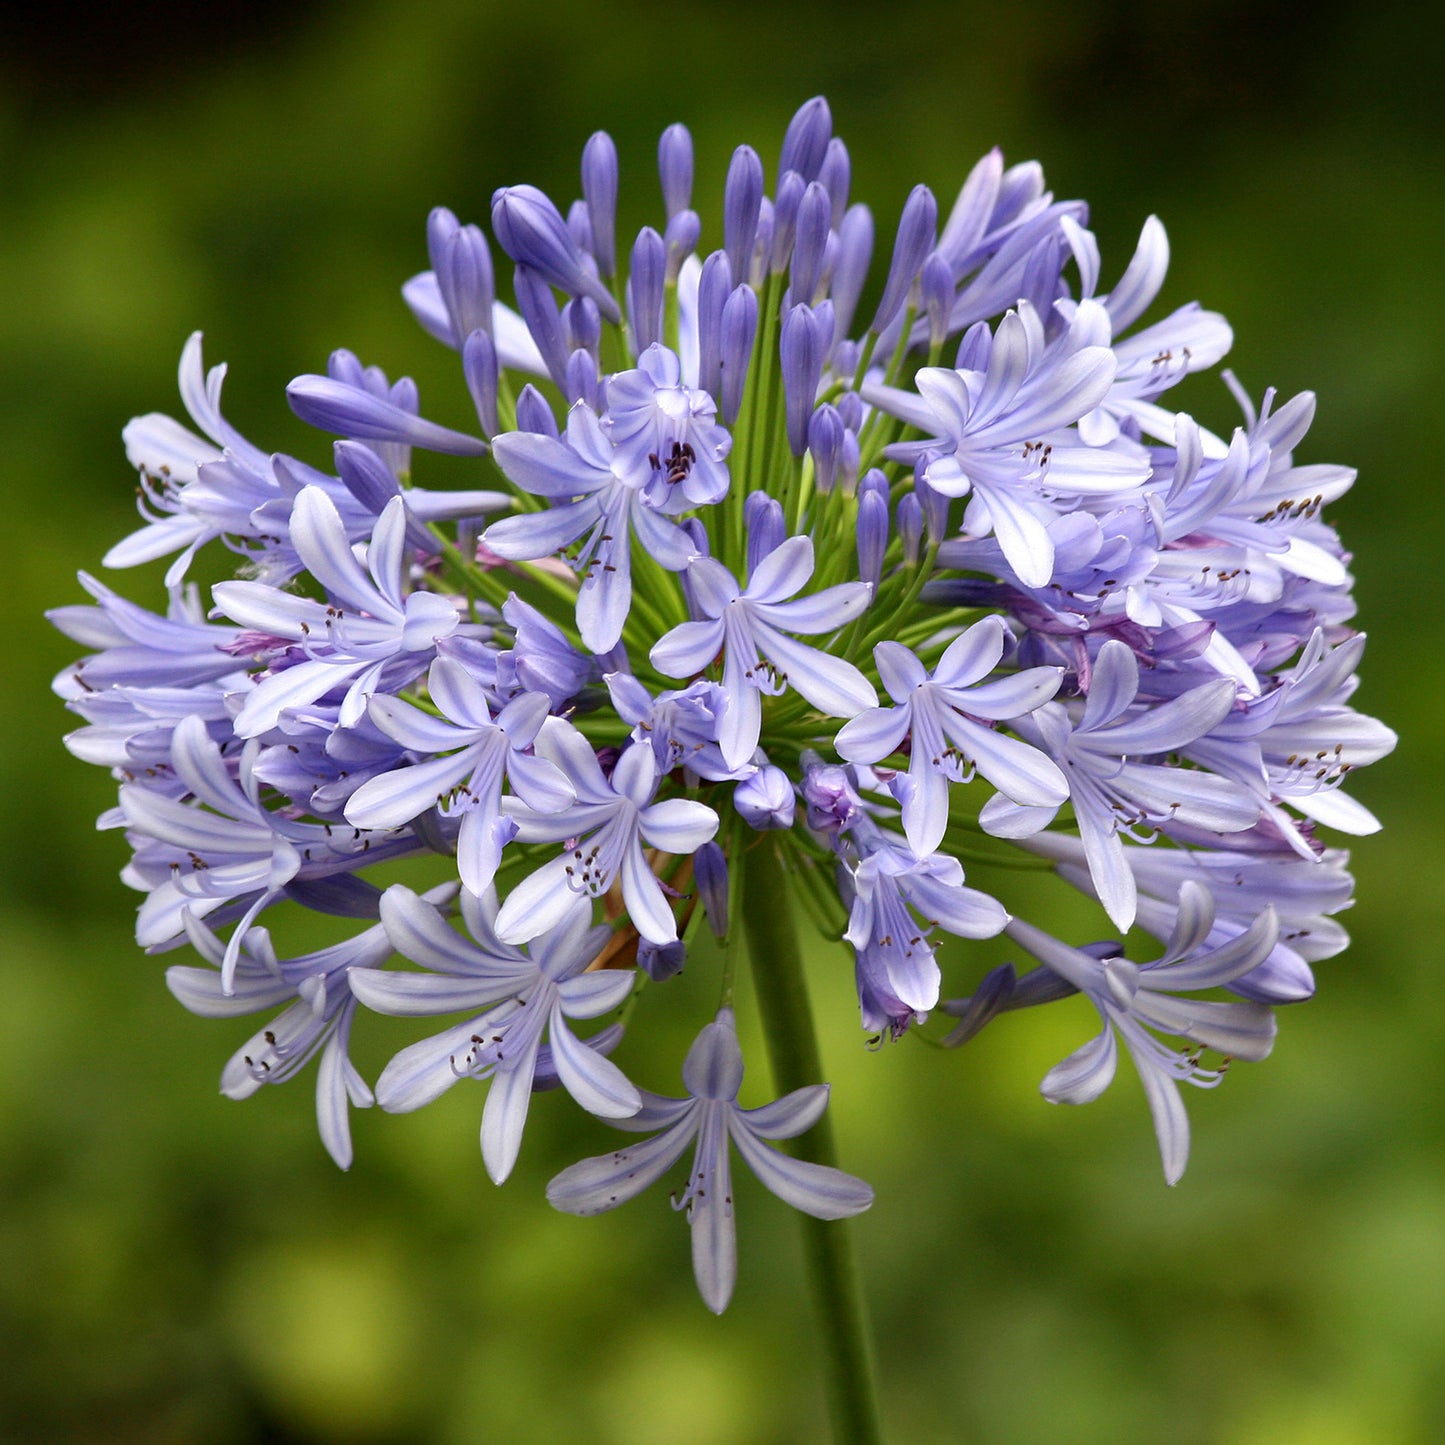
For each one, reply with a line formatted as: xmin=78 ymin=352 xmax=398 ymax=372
xmin=790 ymin=181 xmax=832 ymax=305
xmin=462 ymin=328 xmax=499 ymax=436
xmin=779 ymin=95 xmax=832 ymax=183
xmin=915 ymin=456 xmax=950 ymax=543
xmin=565 ymin=198 xmax=593 ymax=255
xmin=920 ymin=250 xmax=955 ymax=349
xmin=817 ymin=137 xmax=850 ymax=228
xmin=565 ymin=348 xmax=602 ymax=409
xmin=896 ymin=491 xmax=924 ymax=564
xmin=830 ymin=203 xmax=874 ymax=343
xmin=780 ymin=301 xmax=832 ymax=455
xmin=734 ymin=765 xmax=796 ymax=831
xmin=638 ymin=939 xmax=686 ymax=982
xmin=287 ymin=374 xmax=488 ymax=456
xmin=514 ymin=383 xmax=558 ymax=439
xmin=333 ymin=438 xmax=400 ymax=513
xmin=745 ymin=490 xmax=786 ymax=577
xmin=837 ymin=390 xmax=864 ymax=433
xmin=491 ymin=184 xmax=619 ymax=321
xmin=627 ymin=226 xmax=666 ymax=355
xmin=837 ymin=428 xmax=861 ymax=496
xmin=428 ymin=209 xmax=495 ymax=345
xmin=658 ymin=122 xmax=693 ymax=219
xmin=696 ymin=251 xmax=732 ymax=400
xmin=581 ymin=131 xmax=619 ymax=277
xmin=955 ymin=318 xmax=992 ymax=372
xmin=693 ymin=841 xmax=730 ymax=938
xmin=871 ymin=184 xmax=937 ymax=334
xmin=749 ymin=198 xmax=774 ymax=288
xmin=719 ymin=283 xmax=758 ymax=426
xmin=512 ymin=265 xmax=569 ymax=390
xmin=426 ymin=205 xmax=459 ymax=267
xmin=562 ymin=296 xmax=601 ymax=361
xmin=941 ymin=964 xmax=1017 ymax=1047
xmin=857 ymin=486 xmax=889 ymax=589
xmin=770 ymin=170 xmax=805 ymax=275
xmin=723 ymin=145 xmax=764 ymax=288
xmin=327 ymin=347 xmax=383 ymax=392
xmin=664 ymin=209 xmax=701 ymax=285
xmin=808 ymin=404 xmax=843 ymax=495
xmin=1020 ymin=233 xmax=1063 ymax=318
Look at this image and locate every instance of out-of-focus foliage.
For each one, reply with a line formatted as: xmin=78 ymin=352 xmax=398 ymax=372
xmin=2 ymin=2 xmax=1439 ymax=1441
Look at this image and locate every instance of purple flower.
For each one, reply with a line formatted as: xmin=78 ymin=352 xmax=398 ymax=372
xmin=355 ymin=884 xmax=640 ymax=1183
xmin=344 ymin=658 xmax=573 ymax=894
xmin=993 ymin=640 xmax=1261 ymax=931
xmin=650 ymin=538 xmax=877 ymax=770
xmin=167 ymin=893 xmax=455 ymax=1170
xmin=213 ymin=487 xmax=466 ymax=737
xmin=483 ymin=402 xmax=696 ymax=652
xmin=496 ymin=728 xmax=719 ymax=945
xmin=490 ymin=183 xmax=620 ymax=322
xmin=872 ymin=301 xmax=1150 ymax=586
xmin=1006 ymin=886 xmax=1279 ymax=1184
xmin=603 ymin=344 xmax=732 ymax=509
xmin=842 ymin=822 xmax=1008 ymax=1030
xmin=546 ymin=1009 xmax=872 ymax=1313
xmin=835 ymin=616 xmax=1067 ymax=855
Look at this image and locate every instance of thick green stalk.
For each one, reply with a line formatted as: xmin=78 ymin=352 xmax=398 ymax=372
xmin=741 ymin=842 xmax=884 ymax=1445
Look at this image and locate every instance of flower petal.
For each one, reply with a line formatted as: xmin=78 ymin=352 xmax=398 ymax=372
xmin=546 ymin=1116 xmax=698 ymax=1214
xmin=548 ymin=1012 xmax=642 ymax=1119
xmin=1040 ymin=1020 xmax=1117 ymax=1104
xmin=729 ymin=1117 xmax=874 ymax=1218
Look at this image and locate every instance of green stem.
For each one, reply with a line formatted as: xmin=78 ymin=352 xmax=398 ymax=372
xmin=741 ymin=842 xmax=884 ymax=1445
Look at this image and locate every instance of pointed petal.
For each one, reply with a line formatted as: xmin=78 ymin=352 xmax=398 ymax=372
xmin=482 ymin=497 xmax=599 ymax=559
xmin=650 ymin=618 xmax=725 ymax=678
xmin=344 ymin=750 xmax=472 ymax=829
xmin=495 ymin=856 xmax=583 ymax=943
xmin=1079 ymin=639 xmax=1138 ymax=731
xmin=620 ymin=841 xmax=680 ymax=944
xmin=481 ymin=1035 xmax=542 ymax=1183
xmin=348 ymin=968 xmax=510 ymax=1016
xmin=756 ymin=581 xmax=873 ymax=634
xmin=546 ymin=1117 xmax=698 ymax=1214
xmin=932 ymin=616 xmax=1008 ymax=688
xmin=1130 ymin=1042 xmax=1191 ymax=1185
xmin=549 ymin=1013 xmax=642 ymax=1118
xmin=737 ymin=1084 xmax=831 ymax=1140
xmin=745 ymin=533 xmax=813 ymax=602
xmin=374 ymin=1016 xmax=489 ymax=1111
xmin=729 ymin=1118 xmax=874 ymax=1218
xmin=316 ymin=1030 xmax=361 ymax=1170
xmin=1040 ymin=1021 xmax=1117 ymax=1104
xmin=755 ymin=624 xmax=877 ymax=717
xmin=491 ymin=430 xmax=610 ymax=497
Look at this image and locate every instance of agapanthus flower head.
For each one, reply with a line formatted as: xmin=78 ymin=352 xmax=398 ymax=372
xmin=51 ymin=96 xmax=1390 ymax=1316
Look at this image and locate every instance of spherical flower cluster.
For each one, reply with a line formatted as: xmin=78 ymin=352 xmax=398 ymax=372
xmin=50 ymin=98 xmax=1392 ymax=1313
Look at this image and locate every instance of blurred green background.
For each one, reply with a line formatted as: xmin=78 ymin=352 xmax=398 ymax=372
xmin=2 ymin=1 xmax=1440 ymax=1441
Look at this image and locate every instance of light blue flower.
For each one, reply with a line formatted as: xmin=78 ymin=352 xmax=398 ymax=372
xmin=354 ymin=884 xmax=640 ymax=1184
xmin=1005 ymin=885 xmax=1279 ymax=1184
xmin=482 ymin=400 xmax=696 ymax=652
xmin=344 ymin=657 xmax=573 ymax=894
xmin=547 ymin=1009 xmax=872 ymax=1313
xmin=835 ymin=615 xmax=1067 ymax=855
xmin=650 ymin=537 xmax=876 ymax=770
xmin=214 ymin=486 xmax=466 ymax=736
xmin=496 ymin=726 xmax=719 ymax=946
